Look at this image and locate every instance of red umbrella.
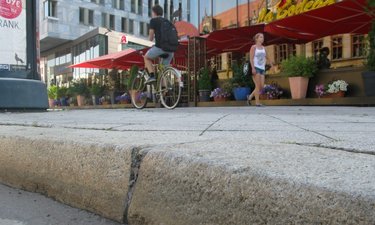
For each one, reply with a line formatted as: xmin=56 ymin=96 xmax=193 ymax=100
xmin=265 ymin=0 xmax=374 ymax=41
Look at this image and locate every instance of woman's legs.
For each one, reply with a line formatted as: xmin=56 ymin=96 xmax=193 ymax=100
xmin=252 ymin=74 xmax=261 ymax=105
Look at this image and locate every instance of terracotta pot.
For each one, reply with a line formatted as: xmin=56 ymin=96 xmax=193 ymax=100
xmin=323 ymin=91 xmax=345 ymax=98
xmin=214 ymin=96 xmax=228 ymax=102
xmin=77 ymin=95 xmax=86 ymax=106
xmin=48 ymin=99 xmax=55 ymax=108
xmin=102 ymin=101 xmax=110 ymax=105
xmin=288 ymin=77 xmax=309 ymax=99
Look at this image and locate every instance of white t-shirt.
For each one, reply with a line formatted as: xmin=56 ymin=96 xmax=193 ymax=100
xmin=254 ymin=47 xmax=266 ymax=70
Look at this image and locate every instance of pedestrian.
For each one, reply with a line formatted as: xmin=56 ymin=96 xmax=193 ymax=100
xmin=247 ymin=33 xmax=273 ymax=106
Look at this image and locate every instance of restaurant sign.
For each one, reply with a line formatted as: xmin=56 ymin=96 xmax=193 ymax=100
xmin=258 ymin=0 xmax=336 ymax=23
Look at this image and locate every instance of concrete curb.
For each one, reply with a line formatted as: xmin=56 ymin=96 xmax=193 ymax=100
xmin=0 ymin=136 xmax=134 ymax=223
xmin=1 ymin=135 xmax=375 ymax=224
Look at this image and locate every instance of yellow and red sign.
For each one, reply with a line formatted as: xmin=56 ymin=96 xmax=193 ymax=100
xmin=258 ymin=0 xmax=336 ymax=23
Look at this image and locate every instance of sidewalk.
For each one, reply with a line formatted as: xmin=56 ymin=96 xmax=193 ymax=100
xmin=0 ymin=107 xmax=375 ymax=224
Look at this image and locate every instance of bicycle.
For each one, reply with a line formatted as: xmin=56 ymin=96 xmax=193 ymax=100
xmin=129 ymin=53 xmax=183 ymax=110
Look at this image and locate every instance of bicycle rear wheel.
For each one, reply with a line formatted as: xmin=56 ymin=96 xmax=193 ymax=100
xmin=159 ymin=67 xmax=182 ymax=110
xmin=130 ymin=72 xmax=148 ymax=109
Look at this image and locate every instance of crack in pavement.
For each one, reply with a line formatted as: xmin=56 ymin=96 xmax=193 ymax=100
xmin=292 ymin=142 xmax=375 ymax=156
xmin=265 ymin=114 xmax=338 ymax=141
xmin=199 ymin=114 xmax=230 ymax=136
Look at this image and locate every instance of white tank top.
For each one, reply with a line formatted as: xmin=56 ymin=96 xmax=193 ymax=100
xmin=254 ymin=47 xmax=266 ymax=70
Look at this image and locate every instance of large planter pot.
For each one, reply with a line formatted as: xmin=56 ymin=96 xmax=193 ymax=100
xmin=48 ymin=99 xmax=55 ymax=108
xmin=214 ymin=96 xmax=228 ymax=102
xmin=323 ymin=91 xmax=346 ymax=98
xmin=362 ymin=71 xmax=375 ymax=96
xmin=288 ymin=77 xmax=309 ymax=99
xmin=77 ymin=95 xmax=86 ymax=107
xmin=199 ymin=90 xmax=211 ymax=102
xmin=92 ymin=95 xmax=99 ymax=106
xmin=233 ymin=87 xmax=251 ymax=101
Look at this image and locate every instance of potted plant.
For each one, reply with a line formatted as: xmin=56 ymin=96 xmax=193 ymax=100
xmin=68 ymin=96 xmax=77 ymax=107
xmin=231 ymin=62 xmax=252 ymax=101
xmin=47 ymin=85 xmax=58 ymax=108
xmin=362 ymin=1 xmax=375 ymax=96
xmin=90 ymin=84 xmax=103 ymax=106
xmin=260 ymin=84 xmax=283 ymax=100
xmin=116 ymin=93 xmax=131 ymax=104
xmin=57 ymin=86 xmax=68 ymax=106
xmin=99 ymin=95 xmax=111 ymax=105
xmin=71 ymin=79 xmax=88 ymax=106
xmin=281 ymin=56 xmax=318 ymax=99
xmin=198 ymin=68 xmax=212 ymax=102
xmin=210 ymin=88 xmax=231 ymax=102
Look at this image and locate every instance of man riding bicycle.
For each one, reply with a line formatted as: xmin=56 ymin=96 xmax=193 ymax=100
xmin=144 ymin=5 xmax=178 ymax=84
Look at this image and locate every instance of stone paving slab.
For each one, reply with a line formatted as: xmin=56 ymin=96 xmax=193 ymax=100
xmin=0 ymin=107 xmax=375 ymax=224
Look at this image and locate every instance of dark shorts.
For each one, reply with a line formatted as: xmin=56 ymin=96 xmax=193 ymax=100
xmin=254 ymin=67 xmax=265 ymax=75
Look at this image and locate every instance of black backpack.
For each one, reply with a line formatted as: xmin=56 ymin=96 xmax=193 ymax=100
xmin=160 ymin=18 xmax=179 ymax=52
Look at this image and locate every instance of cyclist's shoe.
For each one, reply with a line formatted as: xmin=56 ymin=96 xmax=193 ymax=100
xmin=145 ymin=76 xmax=156 ymax=84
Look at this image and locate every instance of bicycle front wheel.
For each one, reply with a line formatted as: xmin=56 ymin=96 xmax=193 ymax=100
xmin=130 ymin=73 xmax=148 ymax=109
xmin=159 ymin=67 xmax=182 ymax=110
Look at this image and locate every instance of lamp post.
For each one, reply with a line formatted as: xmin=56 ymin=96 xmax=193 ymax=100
xmin=0 ymin=0 xmax=48 ymax=110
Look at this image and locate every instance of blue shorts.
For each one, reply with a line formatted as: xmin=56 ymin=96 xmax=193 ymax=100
xmin=145 ymin=46 xmax=174 ymax=65
xmin=255 ymin=67 xmax=265 ymax=75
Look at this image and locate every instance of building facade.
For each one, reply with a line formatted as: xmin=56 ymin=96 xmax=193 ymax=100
xmin=40 ymin=0 xmax=191 ymax=86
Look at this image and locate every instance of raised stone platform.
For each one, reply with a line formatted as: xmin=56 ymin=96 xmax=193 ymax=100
xmin=0 ymin=107 xmax=374 ymax=224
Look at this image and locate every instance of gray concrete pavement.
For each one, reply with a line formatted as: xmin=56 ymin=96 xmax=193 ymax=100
xmin=1 ymin=106 xmax=375 ymax=224
xmin=0 ymin=183 xmax=120 ymax=225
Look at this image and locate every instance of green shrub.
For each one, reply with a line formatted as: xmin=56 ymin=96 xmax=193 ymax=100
xmin=198 ymin=68 xmax=212 ymax=90
xmin=127 ymin=65 xmax=139 ymax=89
xmin=71 ymin=79 xmax=89 ymax=96
xmin=366 ymin=7 xmax=375 ymax=71
xmin=281 ymin=56 xmax=318 ymax=78
xmin=230 ymin=62 xmax=253 ymax=88
xmin=90 ymin=84 xmax=104 ymax=96
xmin=47 ymin=85 xmax=58 ymax=99
xmin=56 ymin=86 xmax=68 ymax=99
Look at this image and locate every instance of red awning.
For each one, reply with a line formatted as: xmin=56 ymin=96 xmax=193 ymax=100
xmin=265 ymin=0 xmax=374 ymax=41
xmin=70 ymin=43 xmax=188 ymax=71
xmin=205 ymin=24 xmax=304 ymax=56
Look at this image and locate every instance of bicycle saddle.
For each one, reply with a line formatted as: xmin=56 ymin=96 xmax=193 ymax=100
xmin=159 ymin=53 xmax=170 ymax=59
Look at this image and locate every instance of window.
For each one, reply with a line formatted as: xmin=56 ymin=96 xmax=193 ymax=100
xmin=101 ymin=13 xmax=107 ymax=27
xmin=112 ymin=0 xmax=116 ymax=8
xmin=119 ymin=0 xmax=125 ymax=10
xmin=129 ymin=19 xmax=134 ymax=34
xmin=216 ymin=54 xmax=222 ymax=70
xmin=91 ymin=0 xmax=96 ymax=3
xmin=100 ymin=0 xmax=105 ymax=5
xmin=148 ymin=0 xmax=152 ymax=17
xmin=131 ymin=0 xmax=136 ymax=13
xmin=146 ymin=23 xmax=150 ymax=36
xmin=312 ymin=39 xmax=323 ymax=60
xmin=79 ymin=8 xmax=85 ymax=24
xmin=332 ymin=36 xmax=343 ymax=60
xmin=109 ymin=15 xmax=115 ymax=30
xmin=227 ymin=53 xmax=232 ymax=69
xmin=88 ymin=10 xmax=94 ymax=25
xmin=44 ymin=0 xmax=57 ymax=18
xmin=79 ymin=8 xmax=94 ymax=25
xmin=138 ymin=0 xmax=143 ymax=15
xmin=140 ymin=22 xmax=145 ymax=36
xmin=121 ymin=17 xmax=127 ymax=33
xmin=352 ymin=34 xmax=366 ymax=58
xmin=275 ymin=44 xmax=296 ymax=63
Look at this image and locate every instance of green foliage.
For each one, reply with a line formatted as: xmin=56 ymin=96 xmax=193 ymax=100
xmin=71 ymin=79 xmax=89 ymax=96
xmin=56 ymin=86 xmax=68 ymax=99
xmin=230 ymin=62 xmax=253 ymax=88
xmin=90 ymin=84 xmax=104 ymax=96
xmin=368 ymin=0 xmax=375 ymax=7
xmin=198 ymin=68 xmax=212 ymax=90
xmin=47 ymin=85 xmax=58 ymax=99
xmin=128 ymin=65 xmax=139 ymax=88
xmin=281 ymin=56 xmax=318 ymax=78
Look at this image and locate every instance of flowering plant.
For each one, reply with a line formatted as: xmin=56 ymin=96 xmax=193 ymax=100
xmin=315 ymin=84 xmax=326 ymax=97
xmin=210 ymin=88 xmax=231 ymax=98
xmin=326 ymin=80 xmax=349 ymax=94
xmin=136 ymin=92 xmax=148 ymax=101
xmin=99 ymin=95 xmax=111 ymax=104
xmin=260 ymin=84 xmax=283 ymax=99
xmin=115 ymin=93 xmax=131 ymax=103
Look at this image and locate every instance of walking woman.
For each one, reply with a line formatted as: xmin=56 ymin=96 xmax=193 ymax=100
xmin=247 ymin=33 xmax=273 ymax=106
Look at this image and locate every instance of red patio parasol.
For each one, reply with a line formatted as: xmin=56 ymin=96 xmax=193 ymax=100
xmin=265 ymin=0 xmax=374 ymax=41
